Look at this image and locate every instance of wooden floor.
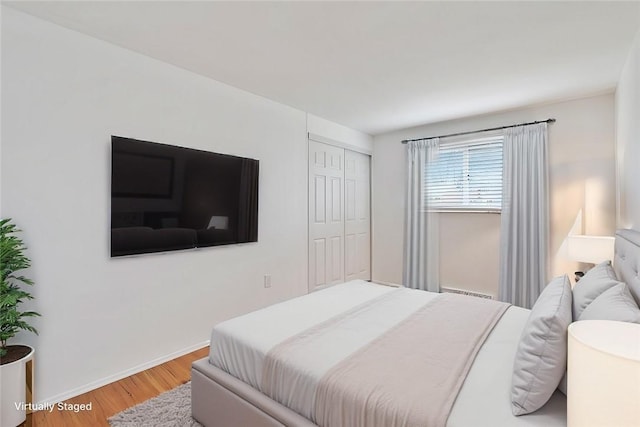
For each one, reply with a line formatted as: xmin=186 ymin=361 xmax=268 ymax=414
xmin=27 ymin=347 xmax=209 ymax=427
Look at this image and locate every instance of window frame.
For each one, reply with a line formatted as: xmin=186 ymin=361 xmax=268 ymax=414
xmin=422 ymin=133 xmax=504 ymax=214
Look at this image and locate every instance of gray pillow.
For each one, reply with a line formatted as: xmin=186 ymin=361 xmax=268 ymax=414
xmin=572 ymin=261 xmax=621 ymax=319
xmin=511 ymin=275 xmax=572 ymax=416
xmin=579 ymin=283 xmax=640 ymax=323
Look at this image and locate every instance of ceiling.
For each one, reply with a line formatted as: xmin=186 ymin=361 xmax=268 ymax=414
xmin=5 ymin=1 xmax=640 ymax=135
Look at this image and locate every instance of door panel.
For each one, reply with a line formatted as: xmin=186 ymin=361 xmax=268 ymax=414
xmin=314 ymin=176 xmax=326 ymax=223
xmin=331 ymin=178 xmax=342 ymax=222
xmin=330 ymin=236 xmax=342 ymax=282
xmin=346 ymin=234 xmax=356 ymax=276
xmin=344 ymin=150 xmax=371 ymax=281
xmin=309 ymin=141 xmax=345 ymax=290
xmin=313 ymin=239 xmax=326 ymax=286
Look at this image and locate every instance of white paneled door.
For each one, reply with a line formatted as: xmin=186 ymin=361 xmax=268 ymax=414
xmin=309 ymin=141 xmax=345 ymax=289
xmin=344 ymin=149 xmax=371 ymax=281
xmin=309 ymin=140 xmax=370 ymax=292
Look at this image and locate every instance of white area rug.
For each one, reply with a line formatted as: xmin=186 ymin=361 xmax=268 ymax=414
xmin=108 ymin=382 xmax=203 ymax=427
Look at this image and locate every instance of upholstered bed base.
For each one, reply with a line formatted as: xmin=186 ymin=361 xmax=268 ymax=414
xmin=614 ymin=229 xmax=640 ymax=304
xmin=191 ymin=229 xmax=640 ymax=427
xmin=191 ymin=358 xmax=317 ymax=427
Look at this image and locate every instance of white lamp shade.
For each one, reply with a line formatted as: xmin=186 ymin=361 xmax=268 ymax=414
xmin=566 ymin=235 xmax=615 ymax=264
xmin=568 ymin=320 xmax=640 ymax=427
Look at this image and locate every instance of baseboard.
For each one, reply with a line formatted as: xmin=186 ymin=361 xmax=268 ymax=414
xmin=37 ymin=340 xmax=210 ymax=405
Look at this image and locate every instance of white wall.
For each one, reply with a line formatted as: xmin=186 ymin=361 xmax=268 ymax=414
xmin=0 ymin=7 xmax=361 ymax=403
xmin=373 ymin=94 xmax=617 ymax=296
xmin=616 ymin=30 xmax=640 ymax=229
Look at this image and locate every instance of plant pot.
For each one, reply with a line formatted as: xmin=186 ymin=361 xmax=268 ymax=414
xmin=1 ymin=345 xmax=34 ymax=427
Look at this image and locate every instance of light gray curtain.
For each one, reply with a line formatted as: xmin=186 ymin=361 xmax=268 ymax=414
xmin=499 ymin=123 xmax=549 ymax=308
xmin=403 ymin=139 xmax=440 ymax=292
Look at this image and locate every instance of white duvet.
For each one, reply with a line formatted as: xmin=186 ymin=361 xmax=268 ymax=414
xmin=209 ymin=280 xmax=566 ymax=427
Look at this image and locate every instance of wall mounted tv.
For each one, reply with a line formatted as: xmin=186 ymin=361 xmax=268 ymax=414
xmin=111 ymin=136 xmax=259 ymax=257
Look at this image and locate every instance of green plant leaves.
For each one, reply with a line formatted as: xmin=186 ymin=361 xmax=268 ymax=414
xmin=0 ymin=218 xmax=40 ymax=354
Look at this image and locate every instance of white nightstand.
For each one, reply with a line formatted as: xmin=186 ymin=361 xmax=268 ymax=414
xmin=568 ymin=320 xmax=640 ymax=427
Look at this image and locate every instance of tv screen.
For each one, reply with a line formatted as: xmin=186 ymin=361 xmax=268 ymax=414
xmin=111 ymin=136 xmax=259 ymax=257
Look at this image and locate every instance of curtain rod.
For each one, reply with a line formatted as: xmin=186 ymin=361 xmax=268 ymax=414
xmin=400 ymin=118 xmax=556 ymax=144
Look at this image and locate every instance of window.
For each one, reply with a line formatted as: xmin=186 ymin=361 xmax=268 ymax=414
xmin=424 ymin=135 xmax=503 ymax=212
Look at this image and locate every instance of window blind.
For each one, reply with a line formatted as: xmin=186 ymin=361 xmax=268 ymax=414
xmin=424 ymin=136 xmax=503 ymax=212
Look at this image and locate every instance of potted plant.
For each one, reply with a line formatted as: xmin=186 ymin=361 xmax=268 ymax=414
xmin=1 ymin=218 xmax=40 ymax=427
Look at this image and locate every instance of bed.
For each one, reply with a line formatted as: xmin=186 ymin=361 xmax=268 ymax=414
xmin=191 ymin=229 xmax=640 ymax=427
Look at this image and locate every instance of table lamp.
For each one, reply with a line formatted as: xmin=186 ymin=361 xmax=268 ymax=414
xmin=566 ymin=235 xmax=614 ymax=281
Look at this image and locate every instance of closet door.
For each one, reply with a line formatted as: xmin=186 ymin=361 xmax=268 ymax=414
xmin=309 ymin=141 xmax=345 ymax=291
xmin=344 ymin=150 xmax=371 ymax=281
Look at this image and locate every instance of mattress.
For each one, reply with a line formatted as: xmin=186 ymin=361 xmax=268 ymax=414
xmin=209 ymin=280 xmax=566 ymax=426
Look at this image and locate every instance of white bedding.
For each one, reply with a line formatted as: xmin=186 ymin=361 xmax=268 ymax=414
xmin=448 ymin=305 xmax=566 ymax=427
xmin=210 ymin=280 xmax=399 ymax=391
xmin=209 ymin=280 xmax=566 ymax=426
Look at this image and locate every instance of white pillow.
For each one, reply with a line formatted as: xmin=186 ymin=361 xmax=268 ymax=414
xmin=579 ymin=283 xmax=640 ymax=323
xmin=572 ymin=261 xmax=621 ymax=319
xmin=511 ymin=275 xmax=572 ymax=416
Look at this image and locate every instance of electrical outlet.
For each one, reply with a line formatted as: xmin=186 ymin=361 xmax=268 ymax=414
xmin=264 ymin=274 xmax=271 ymax=288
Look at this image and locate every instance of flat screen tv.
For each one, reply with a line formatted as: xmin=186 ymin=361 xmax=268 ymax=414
xmin=111 ymin=136 xmax=259 ymax=257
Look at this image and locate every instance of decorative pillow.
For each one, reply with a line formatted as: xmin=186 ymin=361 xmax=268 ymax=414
xmin=511 ymin=275 xmax=572 ymax=416
xmin=579 ymin=283 xmax=640 ymax=323
xmin=572 ymin=261 xmax=621 ymax=319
